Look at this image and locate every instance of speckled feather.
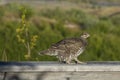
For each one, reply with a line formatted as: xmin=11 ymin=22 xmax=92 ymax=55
xmin=39 ymin=33 xmax=90 ymax=64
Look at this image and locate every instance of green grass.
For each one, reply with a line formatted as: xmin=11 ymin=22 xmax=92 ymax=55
xmin=0 ymin=3 xmax=120 ymax=61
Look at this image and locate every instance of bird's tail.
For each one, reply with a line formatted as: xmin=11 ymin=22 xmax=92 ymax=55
xmin=38 ymin=49 xmax=58 ymax=56
xmin=38 ymin=50 xmax=47 ymax=55
xmin=38 ymin=49 xmax=51 ymax=56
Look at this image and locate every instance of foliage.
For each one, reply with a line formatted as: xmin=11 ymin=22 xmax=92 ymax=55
xmin=0 ymin=3 xmax=120 ymax=61
xmin=18 ymin=5 xmax=34 ymax=19
xmin=16 ymin=6 xmax=38 ymax=60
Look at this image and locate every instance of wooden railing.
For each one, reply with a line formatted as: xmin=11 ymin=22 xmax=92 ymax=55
xmin=0 ymin=61 xmax=120 ymax=80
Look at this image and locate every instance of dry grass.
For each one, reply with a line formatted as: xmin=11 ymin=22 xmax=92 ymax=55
xmin=84 ymin=6 xmax=120 ymax=18
xmin=98 ymin=7 xmax=120 ymax=17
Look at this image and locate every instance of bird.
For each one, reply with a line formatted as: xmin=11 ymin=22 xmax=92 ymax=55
xmin=39 ymin=32 xmax=90 ymax=64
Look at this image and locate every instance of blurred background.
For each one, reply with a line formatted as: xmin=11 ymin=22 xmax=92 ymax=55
xmin=0 ymin=0 xmax=120 ymax=61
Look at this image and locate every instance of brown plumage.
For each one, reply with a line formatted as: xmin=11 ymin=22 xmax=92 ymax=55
xmin=39 ymin=32 xmax=90 ymax=64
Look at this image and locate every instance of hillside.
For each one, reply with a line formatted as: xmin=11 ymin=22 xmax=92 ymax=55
xmin=0 ymin=1 xmax=120 ymax=61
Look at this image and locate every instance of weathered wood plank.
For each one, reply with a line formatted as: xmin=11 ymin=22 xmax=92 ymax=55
xmin=0 ymin=61 xmax=120 ymax=72
xmin=0 ymin=61 xmax=120 ymax=80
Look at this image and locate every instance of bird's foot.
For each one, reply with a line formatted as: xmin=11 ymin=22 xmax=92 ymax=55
xmin=60 ymin=61 xmax=66 ymax=64
xmin=75 ymin=61 xmax=86 ymax=64
xmin=74 ymin=58 xmax=86 ymax=64
xmin=59 ymin=61 xmax=71 ymax=64
xmin=65 ymin=60 xmax=77 ymax=64
xmin=66 ymin=61 xmax=71 ymax=64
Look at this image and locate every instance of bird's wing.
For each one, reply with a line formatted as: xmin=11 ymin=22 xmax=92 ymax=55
xmin=51 ymin=38 xmax=75 ymax=47
xmin=51 ymin=38 xmax=83 ymax=48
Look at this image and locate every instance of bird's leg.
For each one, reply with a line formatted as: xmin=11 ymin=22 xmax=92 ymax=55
xmin=58 ymin=56 xmax=62 ymax=62
xmin=57 ymin=55 xmax=67 ymax=64
xmin=66 ymin=61 xmax=71 ymax=64
xmin=65 ymin=58 xmax=72 ymax=64
xmin=74 ymin=58 xmax=85 ymax=64
xmin=57 ymin=55 xmax=66 ymax=63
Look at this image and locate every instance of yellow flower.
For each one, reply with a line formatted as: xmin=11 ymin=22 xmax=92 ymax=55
xmin=34 ymin=35 xmax=38 ymax=38
xmin=21 ymin=39 xmax=25 ymax=43
xmin=32 ymin=35 xmax=38 ymax=42
xmin=24 ymin=54 xmax=31 ymax=59
xmin=16 ymin=35 xmax=21 ymax=40
xmin=16 ymin=35 xmax=20 ymax=38
xmin=16 ymin=28 xmax=21 ymax=33
xmin=30 ymin=42 xmax=36 ymax=49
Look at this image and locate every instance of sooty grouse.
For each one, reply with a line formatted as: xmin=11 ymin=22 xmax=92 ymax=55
xmin=39 ymin=32 xmax=90 ymax=64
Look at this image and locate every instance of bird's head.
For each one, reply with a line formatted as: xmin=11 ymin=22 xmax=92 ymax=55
xmin=81 ymin=32 xmax=90 ymax=39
